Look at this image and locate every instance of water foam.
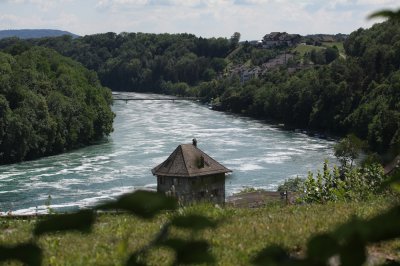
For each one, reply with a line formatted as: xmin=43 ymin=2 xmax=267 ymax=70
xmin=0 ymin=92 xmax=337 ymax=214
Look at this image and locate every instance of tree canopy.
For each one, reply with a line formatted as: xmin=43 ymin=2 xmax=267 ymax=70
xmin=1 ymin=21 xmax=399 ymax=155
xmin=0 ymin=33 xmax=231 ymax=92
xmin=199 ymin=20 xmax=400 ymax=154
xmin=0 ymin=47 xmax=114 ymax=164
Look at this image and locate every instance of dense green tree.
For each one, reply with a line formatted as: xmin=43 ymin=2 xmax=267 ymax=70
xmin=325 ymin=46 xmax=339 ymax=63
xmin=3 ymin=33 xmax=232 ymax=92
xmin=1 ymin=21 xmax=398 ymax=155
xmin=206 ymin=20 xmax=400 ymax=154
xmin=0 ymin=48 xmax=114 ymax=164
xmin=334 ymin=134 xmax=365 ymax=169
xmin=229 ymin=32 xmax=241 ymax=50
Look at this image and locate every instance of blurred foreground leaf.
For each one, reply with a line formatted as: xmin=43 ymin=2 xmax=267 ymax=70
xmin=363 ymin=206 xmax=400 ymax=242
xmin=334 ymin=206 xmax=400 ymax=244
xmin=126 ymin=253 xmax=147 ymax=266
xmin=339 ymin=235 xmax=366 ymax=266
xmin=161 ymin=238 xmax=215 ymax=265
xmin=368 ymin=9 xmax=400 ymax=21
xmin=0 ymin=243 xmax=42 ymax=266
xmin=383 ymin=262 xmax=400 ymax=266
xmin=97 ymin=191 xmax=177 ymax=219
xmin=252 ymin=245 xmax=292 ymax=266
xmin=381 ymin=172 xmax=400 ymax=192
xmin=171 ymin=214 xmax=218 ymax=231
xmin=126 ymin=222 xmax=171 ymax=266
xmin=306 ymin=234 xmax=339 ymax=264
xmin=34 ymin=210 xmax=95 ymax=236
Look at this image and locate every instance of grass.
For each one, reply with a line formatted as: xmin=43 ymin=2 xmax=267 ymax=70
xmin=235 ymin=186 xmax=266 ymax=194
xmin=1 ymin=197 xmax=399 ymax=265
xmin=292 ymin=41 xmax=346 ymax=59
xmin=321 ymin=41 xmax=345 ymax=54
xmin=291 ymin=44 xmax=325 ymax=56
xmin=226 ymin=46 xmax=242 ymax=60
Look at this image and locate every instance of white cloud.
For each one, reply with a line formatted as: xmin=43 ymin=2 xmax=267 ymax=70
xmin=0 ymin=11 xmax=79 ymax=31
xmin=5 ymin=0 xmax=75 ymax=10
xmin=1 ymin=0 xmax=399 ymax=39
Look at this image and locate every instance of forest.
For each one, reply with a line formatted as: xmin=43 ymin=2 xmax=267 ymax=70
xmin=209 ymin=20 xmax=400 ymax=155
xmin=0 ymin=32 xmax=234 ymax=164
xmin=0 ymin=20 xmax=399 ymax=162
xmin=0 ymin=33 xmax=232 ymax=92
xmin=0 ymin=47 xmax=114 ymax=164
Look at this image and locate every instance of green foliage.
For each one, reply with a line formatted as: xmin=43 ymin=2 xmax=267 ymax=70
xmin=303 ymin=161 xmax=341 ymax=203
xmin=305 ymin=45 xmax=340 ymax=64
xmin=252 ymin=245 xmax=290 ymax=266
xmin=334 ymin=134 xmax=365 ymax=169
xmin=0 ymin=190 xmax=218 ymax=265
xmin=277 ymin=177 xmax=305 ymax=193
xmin=0 ymin=195 xmax=398 ymax=265
xmin=144 ymin=21 xmax=397 ymax=155
xmin=170 ymin=214 xmax=218 ymax=231
xmin=369 ymin=8 xmax=400 ymax=21
xmin=250 ymin=47 xmax=277 ymax=65
xmin=252 ymin=172 xmax=400 ymax=266
xmin=230 ymin=32 xmax=241 ymax=50
xmin=1 ymin=21 xmax=399 ymax=155
xmin=193 ymin=20 xmax=400 ymax=154
xmin=302 ymin=161 xmax=386 ymax=203
xmin=2 ymin=22 xmax=398 ymax=155
xmin=34 ymin=210 xmax=95 ymax=236
xmin=0 ymin=243 xmax=42 ymax=266
xmin=236 ymin=186 xmax=266 ymax=194
xmin=0 ymin=47 xmax=114 ymax=164
xmin=227 ymin=43 xmax=279 ymax=66
xmin=0 ymin=33 xmax=231 ymax=92
xmin=97 ymin=191 xmax=178 ymax=219
xmin=325 ymin=46 xmax=340 ymax=63
xmin=160 ymin=239 xmax=215 ymax=265
xmin=44 ymin=195 xmax=55 ymax=214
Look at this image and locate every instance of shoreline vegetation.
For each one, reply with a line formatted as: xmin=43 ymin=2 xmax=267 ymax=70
xmin=0 ymin=20 xmax=398 ymax=165
xmin=1 ymin=20 xmax=398 ymax=164
xmin=0 ymin=47 xmax=114 ymax=165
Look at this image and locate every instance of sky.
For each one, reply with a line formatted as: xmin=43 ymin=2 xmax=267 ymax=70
xmin=0 ymin=0 xmax=398 ymax=40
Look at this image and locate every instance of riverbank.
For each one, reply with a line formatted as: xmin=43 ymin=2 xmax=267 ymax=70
xmin=0 ymin=93 xmax=337 ymax=214
xmin=0 ymin=197 xmax=398 ymax=265
xmin=226 ymin=190 xmax=299 ymax=208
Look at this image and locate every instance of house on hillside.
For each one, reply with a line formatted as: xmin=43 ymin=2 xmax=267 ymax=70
xmin=240 ymin=67 xmax=261 ymax=83
xmin=262 ymin=53 xmax=294 ymax=71
xmin=248 ymin=40 xmax=263 ymax=47
xmin=262 ymin=32 xmax=301 ymax=48
xmin=152 ymin=139 xmax=232 ymax=205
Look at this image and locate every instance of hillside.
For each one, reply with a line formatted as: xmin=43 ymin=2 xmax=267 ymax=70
xmin=3 ymin=32 xmax=233 ymax=92
xmin=0 ymin=29 xmax=79 ymax=40
xmin=200 ymin=21 xmax=400 ymax=155
xmin=0 ymin=47 xmax=114 ymax=164
xmin=0 ymin=21 xmax=398 ymax=156
xmin=0 ymin=197 xmax=398 ymax=265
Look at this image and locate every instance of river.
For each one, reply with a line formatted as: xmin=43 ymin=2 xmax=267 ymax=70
xmin=0 ymin=92 xmax=337 ymax=214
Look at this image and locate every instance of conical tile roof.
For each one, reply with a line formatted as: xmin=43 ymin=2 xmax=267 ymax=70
xmin=152 ymin=144 xmax=232 ymax=177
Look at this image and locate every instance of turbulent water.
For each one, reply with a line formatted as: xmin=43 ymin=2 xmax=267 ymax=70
xmin=0 ymin=92 xmax=337 ymax=214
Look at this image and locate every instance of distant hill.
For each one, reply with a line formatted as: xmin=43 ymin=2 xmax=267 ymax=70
xmin=0 ymin=29 xmax=79 ymax=39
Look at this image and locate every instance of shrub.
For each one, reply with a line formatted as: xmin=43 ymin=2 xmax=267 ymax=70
xmin=302 ymin=161 xmax=386 ymax=203
xmin=277 ymin=177 xmax=305 ymax=193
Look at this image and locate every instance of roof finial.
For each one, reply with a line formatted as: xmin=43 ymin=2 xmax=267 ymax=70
xmin=192 ymin=138 xmax=197 ymax=147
